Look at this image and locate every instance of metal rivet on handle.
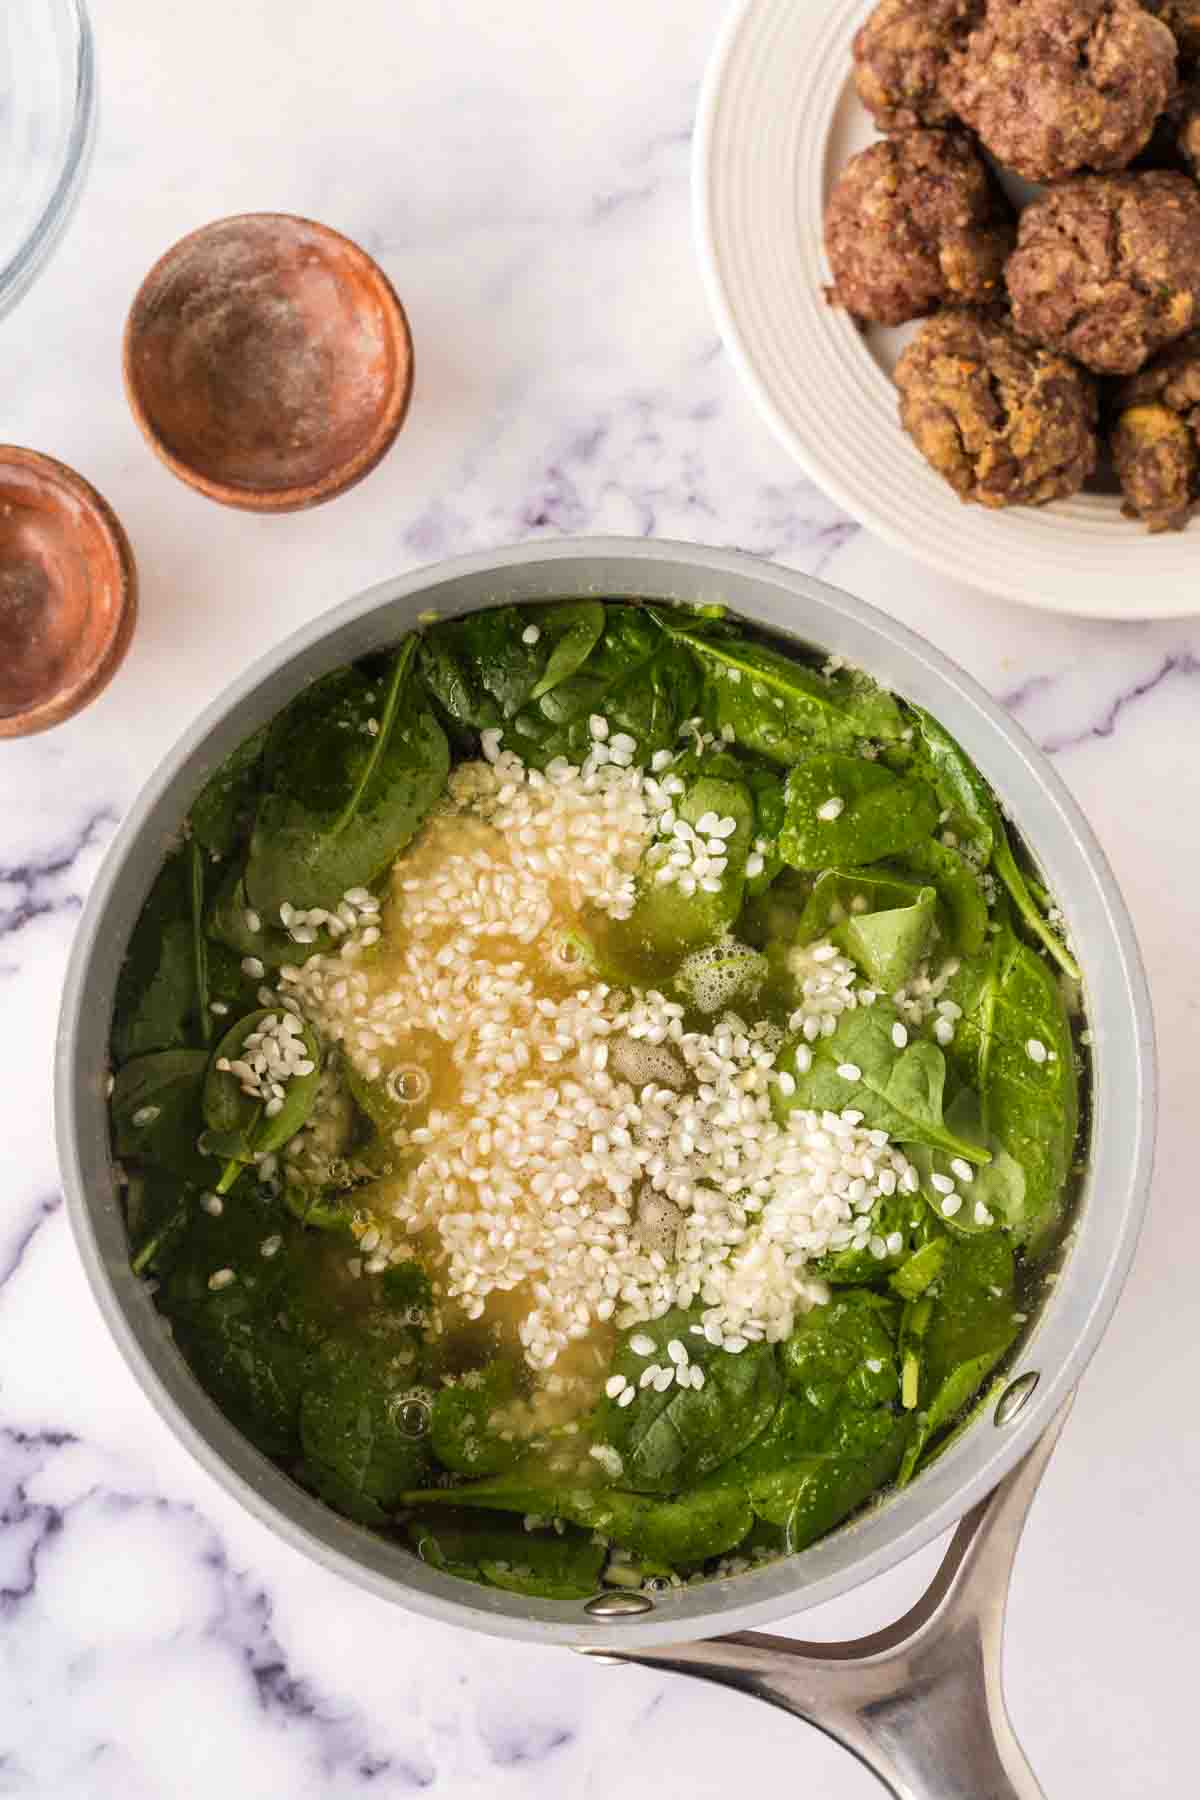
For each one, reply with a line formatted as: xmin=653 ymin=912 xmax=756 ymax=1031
xmin=994 ymin=1371 xmax=1040 ymax=1426
xmin=583 ymin=1590 xmax=655 ymax=1618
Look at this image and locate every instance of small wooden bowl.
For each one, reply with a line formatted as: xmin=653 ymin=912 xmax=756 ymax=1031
xmin=0 ymin=449 xmax=137 ymax=739
xmin=123 ymin=214 xmax=414 ymax=513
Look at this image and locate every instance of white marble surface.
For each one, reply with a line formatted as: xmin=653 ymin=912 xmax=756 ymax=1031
xmin=2 ymin=1 xmax=1198 ymax=1794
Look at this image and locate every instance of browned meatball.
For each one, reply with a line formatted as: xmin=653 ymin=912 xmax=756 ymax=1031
xmin=852 ymin=0 xmax=981 ymax=133
xmin=1147 ymin=0 xmax=1200 ymax=63
xmin=1176 ymin=81 xmax=1200 ymax=170
xmin=825 ymin=132 xmax=1013 ymax=327
xmin=1111 ymin=333 xmax=1200 ymax=525
xmin=946 ymin=0 xmax=1177 ymax=183
xmin=895 ymin=310 xmax=1099 ymax=506
xmin=1006 ymin=173 xmax=1200 ymax=375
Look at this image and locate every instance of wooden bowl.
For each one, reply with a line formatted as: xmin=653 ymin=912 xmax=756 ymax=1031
xmin=0 ymin=448 xmax=137 ymax=739
xmin=123 ymin=214 xmax=414 ymax=512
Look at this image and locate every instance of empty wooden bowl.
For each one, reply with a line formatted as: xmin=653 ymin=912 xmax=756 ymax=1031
xmin=123 ymin=214 xmax=414 ymax=512
xmin=0 ymin=448 xmax=137 ymax=739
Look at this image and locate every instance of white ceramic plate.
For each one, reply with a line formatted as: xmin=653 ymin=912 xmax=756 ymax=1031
xmin=693 ymin=0 xmax=1200 ymax=619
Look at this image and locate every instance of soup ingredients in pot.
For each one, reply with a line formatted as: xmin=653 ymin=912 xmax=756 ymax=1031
xmin=108 ymin=601 xmax=1087 ymax=1602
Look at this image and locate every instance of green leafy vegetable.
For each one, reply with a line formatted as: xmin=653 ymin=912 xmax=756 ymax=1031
xmin=780 ymin=754 xmax=939 ymax=870
xmin=203 ymin=1010 xmax=322 ymax=1189
xmin=896 ymin=838 xmax=989 ymax=958
xmin=408 ymin=1510 xmax=605 ymax=1599
xmin=111 ymin=1049 xmax=212 ymax=1184
xmin=300 ymin=1327 xmax=433 ymax=1523
xmin=911 ymin=708 xmax=1077 ymax=978
xmin=189 ymin=726 xmax=268 ymax=858
xmin=430 ymin=1362 xmax=520 ymax=1477
xmin=245 ymin=641 xmax=449 ymax=915
xmin=910 ymin=1091 xmax=1028 ymax=1238
xmin=111 ymin=850 xmax=200 ymax=1063
xmin=609 ymin=773 xmax=755 ymax=966
xmin=798 ymin=869 xmax=939 ymax=991
xmin=597 ymin=1310 xmax=781 ymax=1494
xmin=654 ymin=619 xmax=903 ymax=761
xmin=774 ymin=1002 xmax=992 ymax=1165
xmin=897 ymin=1235 xmax=1019 ymax=1484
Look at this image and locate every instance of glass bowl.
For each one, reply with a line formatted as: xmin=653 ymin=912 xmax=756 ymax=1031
xmin=0 ymin=0 xmax=95 ymax=320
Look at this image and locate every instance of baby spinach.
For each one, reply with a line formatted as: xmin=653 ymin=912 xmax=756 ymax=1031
xmin=811 ymin=1192 xmax=943 ymax=1286
xmin=203 ymin=1010 xmax=322 ymax=1190
xmin=889 ymin=1236 xmax=951 ymax=1300
xmin=799 ymin=869 xmax=939 ymax=991
xmin=894 ymin=838 xmax=989 ymax=958
xmin=407 ymin=1510 xmax=606 ymax=1599
xmin=912 ymin=708 xmax=1078 ymax=979
xmin=300 ymin=1329 xmax=433 ymax=1523
xmin=404 ymin=1463 xmax=755 ymax=1565
xmin=207 ymin=870 xmax=338 ymax=970
xmin=189 ymin=725 xmax=268 ymax=859
xmin=774 ymin=1002 xmax=991 ymax=1165
xmin=244 ymin=640 xmax=449 ymax=916
xmin=910 ymin=1091 xmax=1028 ymax=1239
xmin=111 ymin=1049 xmax=212 ymax=1184
xmin=123 ymin=1168 xmax=195 ymax=1276
xmin=780 ymin=754 xmax=939 ymax=870
xmin=111 ymin=849 xmax=200 ymax=1063
xmin=897 ymin=1234 xmax=1019 ymax=1485
xmin=653 ymin=618 xmax=903 ymax=761
xmin=611 ymin=773 xmax=755 ymax=966
xmin=939 ymin=930 xmax=1078 ymax=1259
xmin=596 ymin=1309 xmax=781 ymax=1494
xmin=430 ymin=1362 xmax=520 ymax=1477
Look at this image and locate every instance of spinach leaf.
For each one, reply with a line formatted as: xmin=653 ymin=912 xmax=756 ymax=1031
xmin=528 ymin=603 xmax=609 ymax=699
xmin=889 ymin=1236 xmax=950 ymax=1300
xmin=608 ymin=773 xmax=756 ymax=967
xmin=744 ymin=766 xmax=786 ymax=896
xmin=203 ymin=1010 xmax=322 ymax=1189
xmin=408 ymin=1510 xmax=605 ymax=1599
xmin=780 ymin=754 xmax=939 ymax=870
xmin=111 ymin=1049 xmax=212 ymax=1184
xmin=597 ymin=1309 xmax=781 ymax=1494
xmin=940 ymin=931 xmax=1078 ymax=1259
xmin=111 ymin=849 xmax=199 ymax=1063
xmin=509 ymin=607 xmax=701 ymax=768
xmin=722 ymin=1293 xmax=911 ymax=1549
xmin=895 ymin=838 xmax=989 ymax=958
xmin=189 ymin=726 xmax=268 ymax=858
xmin=799 ymin=869 xmax=939 ymax=991
xmin=430 ymin=1362 xmax=520 ymax=1477
xmin=161 ymin=1211 xmax=320 ymax=1459
xmin=244 ymin=640 xmax=449 ymax=916
xmin=300 ymin=1328 xmax=433 ymax=1523
xmin=810 ymin=1190 xmax=944 ymax=1286
xmin=207 ymin=869 xmax=339 ymax=970
xmin=897 ymin=1235 xmax=1019 ymax=1484
xmin=403 ymin=1464 xmax=755 ymax=1564
xmin=910 ymin=1091 xmax=1028 ymax=1238
xmin=654 ymin=619 xmax=904 ymax=761
xmin=123 ymin=1168 xmax=195 ymax=1276
xmin=911 ymin=708 xmax=1078 ymax=978
xmin=774 ymin=1002 xmax=992 ymax=1165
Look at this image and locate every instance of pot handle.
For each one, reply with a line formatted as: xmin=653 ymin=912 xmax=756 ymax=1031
xmin=577 ymin=1398 xmax=1072 ymax=1800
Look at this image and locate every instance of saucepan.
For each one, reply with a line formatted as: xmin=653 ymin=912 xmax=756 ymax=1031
xmin=56 ymin=539 xmax=1155 ymax=1799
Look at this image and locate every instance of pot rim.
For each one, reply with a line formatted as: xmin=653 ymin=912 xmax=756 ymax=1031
xmin=55 ymin=536 xmax=1156 ymax=1646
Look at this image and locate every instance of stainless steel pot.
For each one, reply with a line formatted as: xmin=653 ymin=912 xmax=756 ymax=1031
xmin=56 ymin=539 xmax=1155 ymax=1797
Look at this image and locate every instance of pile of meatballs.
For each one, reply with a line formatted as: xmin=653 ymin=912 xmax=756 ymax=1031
xmin=826 ymin=0 xmax=1200 ymax=529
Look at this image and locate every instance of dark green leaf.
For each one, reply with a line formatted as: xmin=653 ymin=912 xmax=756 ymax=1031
xmin=607 ymin=774 xmax=756 ymax=970
xmin=203 ymin=1010 xmax=322 ymax=1173
xmin=597 ymin=1309 xmax=781 ymax=1494
xmin=245 ymin=642 xmax=449 ymax=915
xmin=528 ymin=602 xmax=608 ymax=699
xmin=112 ymin=849 xmax=198 ymax=1063
xmin=798 ymin=869 xmax=939 ymax=991
xmin=407 ymin=1510 xmax=606 ymax=1599
xmin=301 ymin=1328 xmax=433 ymax=1520
xmin=897 ymin=1235 xmax=1019 ymax=1484
xmin=780 ymin=755 xmax=939 ymax=870
xmin=430 ymin=1362 xmax=520 ymax=1477
xmin=654 ymin=621 xmax=904 ymax=762
xmin=207 ymin=869 xmax=338 ymax=970
xmin=189 ymin=725 xmax=268 ymax=858
xmin=774 ymin=1002 xmax=992 ymax=1164
xmin=111 ymin=1049 xmax=212 ymax=1183
xmin=889 ymin=1237 xmax=950 ymax=1299
xmin=910 ymin=1090 xmax=1028 ymax=1238
xmin=896 ymin=838 xmax=989 ymax=958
